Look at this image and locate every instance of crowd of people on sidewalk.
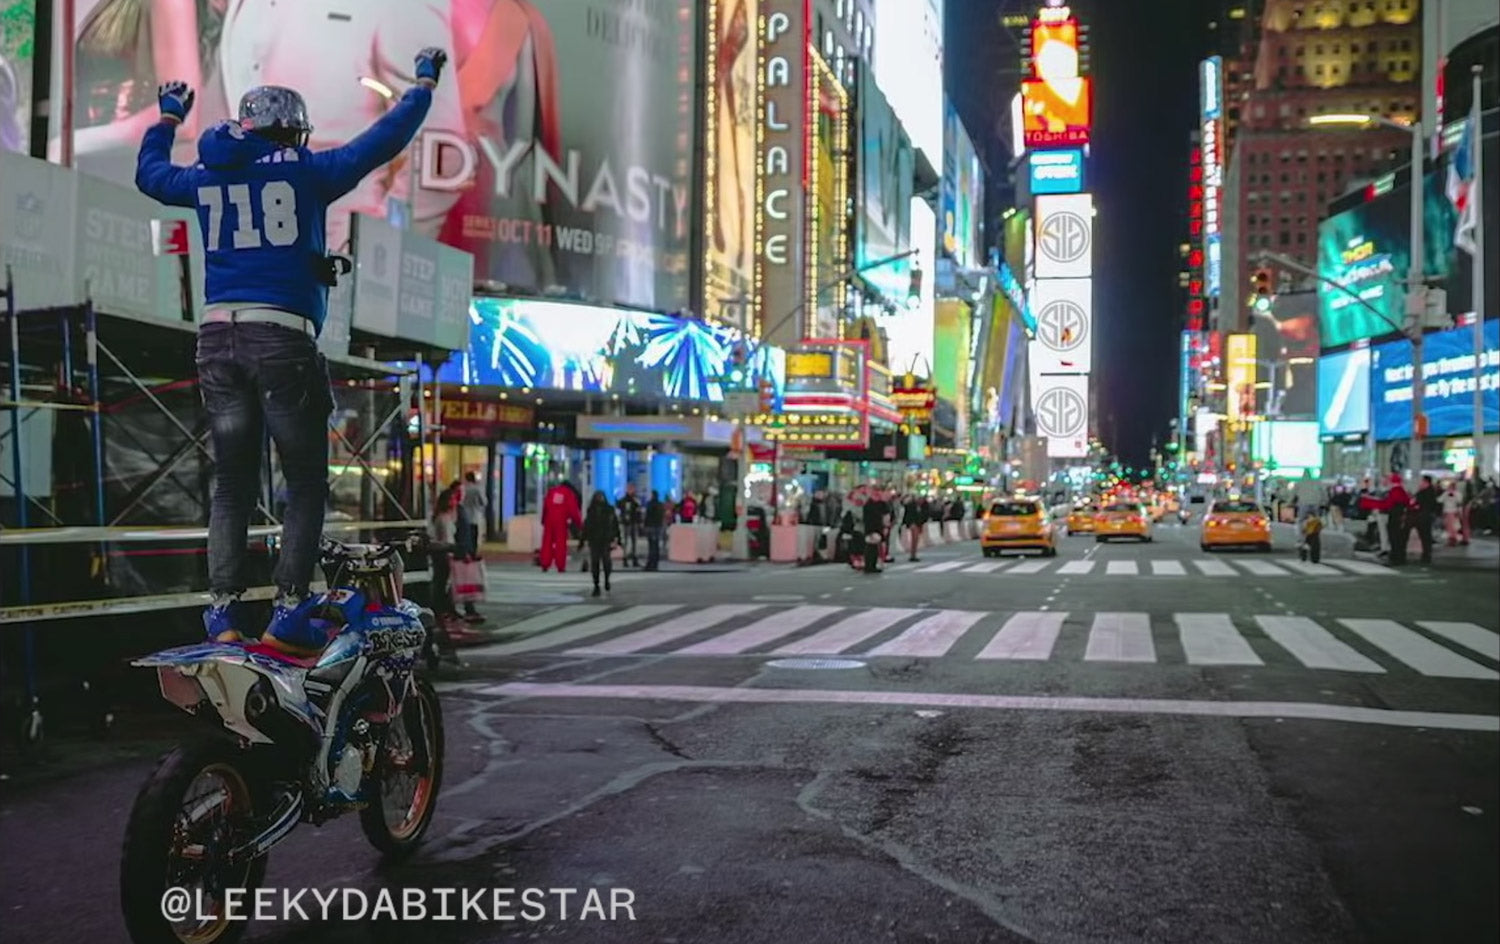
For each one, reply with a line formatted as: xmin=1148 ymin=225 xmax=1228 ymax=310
xmin=795 ymin=488 xmax=972 ymax=574
xmin=1346 ymin=472 xmax=1496 ymax=566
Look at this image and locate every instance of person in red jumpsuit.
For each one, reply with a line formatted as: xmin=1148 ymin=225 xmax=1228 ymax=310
xmin=539 ymin=480 xmax=582 ymax=573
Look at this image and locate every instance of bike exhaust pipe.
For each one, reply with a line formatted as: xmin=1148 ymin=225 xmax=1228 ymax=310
xmin=227 ymin=788 xmax=304 ymax=865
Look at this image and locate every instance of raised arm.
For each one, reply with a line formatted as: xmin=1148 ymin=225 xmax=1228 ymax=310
xmin=134 ymin=82 xmax=202 ymax=207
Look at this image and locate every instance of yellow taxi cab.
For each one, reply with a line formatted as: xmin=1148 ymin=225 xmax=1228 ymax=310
xmin=1065 ymin=502 xmax=1098 ymax=533
xmin=981 ymin=498 xmax=1058 ymax=557
xmin=1094 ymin=501 xmax=1153 ymax=543
xmin=1200 ymin=498 xmax=1273 ymax=552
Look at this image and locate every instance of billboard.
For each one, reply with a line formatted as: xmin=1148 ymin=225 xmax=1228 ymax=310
xmin=808 ymin=56 xmax=850 ymax=340
xmin=1199 ymin=57 xmax=1223 ymax=298
xmin=52 ymin=0 xmax=699 ymax=313
xmin=705 ymin=0 xmax=758 ymax=318
xmin=1315 ymin=140 xmax=1500 ymax=349
xmin=1371 ymin=319 xmax=1500 ymax=440
xmin=1033 ymin=193 xmax=1094 ymax=279
xmin=1252 ymin=421 xmax=1323 ymax=474
xmin=437 ymin=298 xmax=784 ymax=404
xmin=756 ymin=0 xmax=808 ymax=345
xmin=1 ymin=0 xmax=33 ymax=154
xmin=1029 ymin=278 xmax=1092 ymax=373
xmin=1317 ymin=347 xmax=1372 ymax=437
xmin=1251 ymin=291 xmax=1320 ymax=419
xmin=873 ymin=0 xmax=943 ymax=165
xmin=933 ymin=299 xmax=972 ymax=408
xmin=1033 ymin=373 xmax=1089 ymax=442
xmin=350 ymin=213 xmax=473 ymax=350
xmin=857 ymin=60 xmax=914 ymax=305
xmin=1022 ymin=4 xmax=1090 ymax=148
xmin=1227 ymin=333 xmax=1257 ymax=420
xmin=1028 ymin=149 xmax=1084 ymax=195
xmin=941 ymin=102 xmax=983 ymax=266
xmin=885 ymin=196 xmax=937 ymax=374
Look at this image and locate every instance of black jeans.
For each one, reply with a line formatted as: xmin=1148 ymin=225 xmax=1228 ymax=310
xmin=621 ymin=525 xmax=640 ymax=565
xmin=196 ymin=323 xmax=333 ymax=597
xmin=1414 ymin=512 xmax=1434 ymax=562
xmin=589 ymin=543 xmax=613 ymax=586
xmin=645 ymin=526 xmax=663 ymax=568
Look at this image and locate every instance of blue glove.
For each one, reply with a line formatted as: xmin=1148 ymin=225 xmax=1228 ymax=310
xmin=414 ymin=48 xmax=448 ymax=86
xmin=157 ymin=81 xmax=195 ymax=124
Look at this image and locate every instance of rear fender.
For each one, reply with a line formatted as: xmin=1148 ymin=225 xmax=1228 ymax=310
xmin=132 ymin=644 xmax=317 ymax=743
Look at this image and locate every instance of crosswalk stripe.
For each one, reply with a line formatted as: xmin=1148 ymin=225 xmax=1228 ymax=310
xmin=675 ymin=605 xmax=843 ymax=655
xmin=1325 ymin=559 xmax=1391 ymax=576
xmin=1058 ymin=560 xmax=1095 ymax=574
xmin=1176 ymin=613 xmax=1263 ymax=665
xmin=1338 ymin=619 xmax=1500 ymax=679
xmin=1193 ymin=559 xmax=1237 ymax=576
xmin=915 ymin=561 xmax=968 ymax=573
xmin=568 ymin=604 xmax=763 ymax=655
xmin=1236 ymin=560 xmax=1288 ymax=577
xmin=1008 ymin=560 xmax=1050 ymax=574
xmin=1106 ymin=561 xmax=1138 ymax=576
xmin=1084 ymin=612 xmax=1156 ymax=662
xmin=1418 ymin=621 xmax=1500 ymax=661
xmin=963 ymin=561 xmax=1010 ymax=573
xmin=1280 ymin=561 xmax=1343 ymax=577
xmin=975 ymin=611 xmax=1068 ymax=660
xmin=468 ymin=605 xmax=678 ymax=656
xmin=866 ymin=610 xmax=987 ymax=657
xmin=772 ymin=608 xmax=922 ymax=655
xmin=1255 ymin=616 xmax=1385 ymax=673
xmin=1150 ymin=560 xmax=1186 ymax=576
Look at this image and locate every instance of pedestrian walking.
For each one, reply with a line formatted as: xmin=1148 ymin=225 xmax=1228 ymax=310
xmin=1299 ymin=511 xmax=1323 ymax=564
xmin=539 ymin=479 xmax=582 ymax=573
xmin=582 ymin=492 xmax=621 ymax=596
xmin=462 ymin=470 xmax=486 ymax=553
xmin=902 ymin=493 xmax=925 ymax=562
xmin=616 ymin=483 xmax=643 ymax=567
xmin=1442 ymin=480 xmax=1464 ymax=547
xmin=861 ymin=495 xmax=885 ymax=574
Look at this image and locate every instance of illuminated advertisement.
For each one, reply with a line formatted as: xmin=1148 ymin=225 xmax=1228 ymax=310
xmin=856 ymin=59 xmax=914 ymax=306
xmin=1227 ymin=333 xmax=1257 ymax=420
xmin=1028 ymin=149 xmax=1084 ymax=196
xmin=1033 ymin=193 xmax=1094 ymax=279
xmin=1370 ymin=319 xmax=1500 ymax=440
xmin=1251 ymin=421 xmax=1323 ymax=474
xmin=1317 ymin=348 xmax=1372 ymax=437
xmin=1186 ymin=144 xmax=1205 ymax=330
xmin=756 ymin=0 xmax=808 ymax=345
xmin=704 ymin=0 xmax=759 ymax=317
xmin=886 ymin=197 xmax=937 ymax=374
xmin=56 ymin=0 xmax=699 ymax=312
xmin=1021 ymin=7 xmax=1090 ymax=149
xmin=942 ymin=102 xmax=983 ymax=266
xmin=1 ymin=0 xmax=33 ymax=153
xmin=437 ymin=298 xmax=785 ymax=404
xmin=1033 ymin=373 xmax=1088 ymax=441
xmin=747 ymin=411 xmax=868 ymax=448
xmin=1317 ymin=168 xmax=1463 ymax=349
xmin=1250 ymin=291 xmax=1320 ymax=419
xmin=1199 ymin=57 xmax=1223 ymax=298
xmin=808 ymin=54 xmax=850 ymax=340
xmin=1029 ymin=278 xmax=1092 ymax=373
xmin=934 ymin=300 xmax=972 ymax=409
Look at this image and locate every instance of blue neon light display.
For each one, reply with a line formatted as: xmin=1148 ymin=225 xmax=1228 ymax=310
xmin=1370 ymin=320 xmax=1499 ymax=440
xmin=1028 ymin=149 xmax=1084 ymax=195
xmin=1317 ymin=347 xmax=1371 ymax=437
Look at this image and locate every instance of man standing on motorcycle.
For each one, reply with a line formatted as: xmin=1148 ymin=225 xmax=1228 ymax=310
xmin=136 ymin=48 xmax=450 ymax=653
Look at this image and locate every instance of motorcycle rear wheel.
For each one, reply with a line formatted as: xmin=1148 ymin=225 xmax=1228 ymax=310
xmin=121 ymin=740 xmax=268 ymax=944
xmin=360 ymin=677 xmax=444 ymax=859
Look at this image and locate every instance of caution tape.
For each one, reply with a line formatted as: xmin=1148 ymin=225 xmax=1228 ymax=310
xmin=0 ymin=520 xmax=426 ymax=546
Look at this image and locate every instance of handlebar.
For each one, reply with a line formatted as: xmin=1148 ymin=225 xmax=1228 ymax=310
xmin=318 ymin=531 xmax=427 ymax=562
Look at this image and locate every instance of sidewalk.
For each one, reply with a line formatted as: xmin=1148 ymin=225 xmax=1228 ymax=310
xmin=1335 ymin=517 xmax=1500 ymax=571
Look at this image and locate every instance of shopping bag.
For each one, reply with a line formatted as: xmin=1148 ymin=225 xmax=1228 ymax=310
xmin=450 ymin=558 xmax=486 ymax=605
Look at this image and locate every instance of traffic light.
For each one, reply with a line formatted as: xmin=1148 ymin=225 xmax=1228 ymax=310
xmin=757 ymin=379 xmax=775 ymax=413
xmin=907 ymin=266 xmax=923 ymax=308
xmin=728 ymin=343 xmax=747 ymax=384
xmin=1251 ymin=267 xmax=1274 ymax=313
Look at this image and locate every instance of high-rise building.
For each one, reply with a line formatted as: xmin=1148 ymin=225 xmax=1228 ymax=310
xmin=1222 ymin=0 xmax=1424 ymax=331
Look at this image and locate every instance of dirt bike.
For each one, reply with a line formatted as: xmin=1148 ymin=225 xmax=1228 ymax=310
xmin=120 ymin=535 xmax=444 ymax=944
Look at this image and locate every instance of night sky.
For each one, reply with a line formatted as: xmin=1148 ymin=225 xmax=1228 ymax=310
xmin=946 ymin=0 xmax=1209 ymax=467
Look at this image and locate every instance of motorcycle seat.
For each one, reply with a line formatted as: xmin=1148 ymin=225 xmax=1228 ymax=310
xmin=245 ymin=641 xmax=321 ymax=668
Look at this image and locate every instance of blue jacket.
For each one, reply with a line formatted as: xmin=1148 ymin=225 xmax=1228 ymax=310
xmin=135 ymin=87 xmax=433 ymax=333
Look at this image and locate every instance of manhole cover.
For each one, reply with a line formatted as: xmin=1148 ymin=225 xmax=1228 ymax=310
xmin=764 ymin=658 xmax=867 ymax=670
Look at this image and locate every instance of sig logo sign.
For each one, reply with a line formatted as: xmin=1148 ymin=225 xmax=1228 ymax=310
xmin=1033 ymin=193 xmax=1094 ymax=279
xmin=1028 ymin=279 xmax=1093 ymax=373
xmin=1036 ymin=299 xmax=1087 ymax=352
xmin=1033 ymin=375 xmax=1089 ymax=439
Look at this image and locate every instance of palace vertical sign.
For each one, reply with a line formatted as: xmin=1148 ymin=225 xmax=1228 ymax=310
xmin=756 ymin=2 xmax=809 ymax=348
xmin=1200 ymin=56 xmax=1223 ymax=299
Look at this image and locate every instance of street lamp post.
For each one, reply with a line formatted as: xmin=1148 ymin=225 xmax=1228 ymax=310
xmin=1309 ymin=113 xmax=1427 ymax=478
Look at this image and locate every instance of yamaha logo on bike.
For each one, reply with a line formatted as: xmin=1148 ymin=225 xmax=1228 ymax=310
xmin=1035 ymin=386 xmax=1087 ymax=439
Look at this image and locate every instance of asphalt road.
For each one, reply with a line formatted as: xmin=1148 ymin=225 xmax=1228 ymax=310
xmin=1 ymin=524 xmax=1496 ymax=944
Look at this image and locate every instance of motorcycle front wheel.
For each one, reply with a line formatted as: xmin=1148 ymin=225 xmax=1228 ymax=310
xmin=360 ymin=676 xmax=445 ymax=859
xmin=120 ymin=740 xmax=268 ymax=944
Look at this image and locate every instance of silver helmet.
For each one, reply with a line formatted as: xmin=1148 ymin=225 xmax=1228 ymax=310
xmin=237 ymin=86 xmax=312 ymax=146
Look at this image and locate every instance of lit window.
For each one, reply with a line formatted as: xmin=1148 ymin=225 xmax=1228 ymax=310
xmin=825 ymin=31 xmax=834 ymax=56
